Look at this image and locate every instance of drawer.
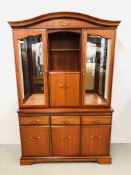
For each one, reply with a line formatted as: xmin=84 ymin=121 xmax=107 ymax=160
xmin=82 ymin=116 xmax=112 ymax=124
xmin=19 ymin=116 xmax=49 ymax=125
xmin=51 ymin=116 xmax=80 ymax=124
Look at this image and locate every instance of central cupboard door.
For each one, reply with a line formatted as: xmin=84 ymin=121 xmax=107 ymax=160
xmin=50 ymin=72 xmax=80 ymax=107
xmin=51 ymin=126 xmax=80 ymax=156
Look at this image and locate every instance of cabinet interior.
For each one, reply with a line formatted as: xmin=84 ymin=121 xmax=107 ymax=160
xmin=48 ymin=32 xmax=81 ymax=72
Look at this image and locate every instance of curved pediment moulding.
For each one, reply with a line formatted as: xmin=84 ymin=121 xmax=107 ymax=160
xmin=8 ymin=11 xmax=120 ymax=28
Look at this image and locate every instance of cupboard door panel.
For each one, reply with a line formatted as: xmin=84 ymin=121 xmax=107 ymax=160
xmin=50 ymin=73 xmax=66 ymax=106
xmin=50 ymin=72 xmax=80 ymax=107
xmin=20 ymin=126 xmax=49 ymax=156
xmin=52 ymin=126 xmax=80 ymax=156
xmin=81 ymin=125 xmax=111 ymax=156
xmin=65 ymin=73 xmax=80 ymax=106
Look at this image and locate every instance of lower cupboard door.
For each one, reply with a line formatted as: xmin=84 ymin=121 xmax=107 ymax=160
xmin=81 ymin=125 xmax=111 ymax=156
xmin=20 ymin=126 xmax=49 ymax=156
xmin=51 ymin=126 xmax=80 ymax=156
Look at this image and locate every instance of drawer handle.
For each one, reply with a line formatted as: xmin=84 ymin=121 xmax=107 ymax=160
xmin=30 ymin=136 xmax=40 ymax=140
xmin=59 ymin=83 xmax=70 ymax=89
xmin=29 ymin=120 xmax=39 ymax=124
xmin=91 ymin=136 xmax=102 ymax=140
xmin=61 ymin=119 xmax=71 ymax=124
xmin=59 ymin=84 xmax=64 ymax=88
xmin=59 ymin=136 xmax=71 ymax=140
xmin=82 ymin=69 xmax=86 ymax=76
xmin=63 ymin=136 xmax=71 ymax=140
xmin=91 ymin=119 xmax=100 ymax=124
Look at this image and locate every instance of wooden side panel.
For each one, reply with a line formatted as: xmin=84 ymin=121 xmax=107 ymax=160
xmin=51 ymin=126 xmax=80 ymax=156
xmin=20 ymin=126 xmax=49 ymax=156
xmin=81 ymin=125 xmax=111 ymax=156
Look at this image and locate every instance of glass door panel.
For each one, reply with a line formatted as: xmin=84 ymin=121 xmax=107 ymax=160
xmin=14 ymin=30 xmax=48 ymax=106
xmin=82 ymin=30 xmax=115 ymax=106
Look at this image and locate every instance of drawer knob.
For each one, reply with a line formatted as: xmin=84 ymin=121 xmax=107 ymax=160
xmin=66 ymin=83 xmax=70 ymax=88
xmin=59 ymin=84 xmax=65 ymax=88
xmin=29 ymin=120 xmax=39 ymax=124
xmin=30 ymin=136 xmax=40 ymax=140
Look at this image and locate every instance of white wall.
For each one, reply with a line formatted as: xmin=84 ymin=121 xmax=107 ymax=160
xmin=0 ymin=0 xmax=131 ymax=144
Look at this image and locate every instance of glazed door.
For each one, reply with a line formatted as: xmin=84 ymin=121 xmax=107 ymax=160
xmin=50 ymin=72 xmax=80 ymax=107
xmin=13 ymin=30 xmax=48 ymax=107
xmin=82 ymin=29 xmax=116 ymax=106
xmin=81 ymin=125 xmax=111 ymax=156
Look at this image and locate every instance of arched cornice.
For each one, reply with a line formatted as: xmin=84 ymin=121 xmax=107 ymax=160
xmin=8 ymin=11 xmax=121 ymax=28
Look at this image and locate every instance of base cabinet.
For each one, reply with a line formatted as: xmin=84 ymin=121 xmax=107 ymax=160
xmin=19 ymin=114 xmax=112 ymax=164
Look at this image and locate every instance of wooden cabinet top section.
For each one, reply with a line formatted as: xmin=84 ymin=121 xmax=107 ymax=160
xmin=8 ymin=11 xmax=120 ymax=29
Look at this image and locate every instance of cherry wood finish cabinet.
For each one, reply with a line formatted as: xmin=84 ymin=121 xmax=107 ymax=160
xmin=9 ymin=12 xmax=120 ymax=165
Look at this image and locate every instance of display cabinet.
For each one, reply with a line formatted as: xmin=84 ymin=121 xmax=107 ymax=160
xmin=9 ymin=12 xmax=120 ymax=165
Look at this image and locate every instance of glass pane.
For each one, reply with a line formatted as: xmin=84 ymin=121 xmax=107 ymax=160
xmin=85 ymin=34 xmax=111 ymax=105
xmin=18 ymin=34 xmax=45 ymax=105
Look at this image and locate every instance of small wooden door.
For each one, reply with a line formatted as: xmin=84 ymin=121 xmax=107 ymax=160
xmin=50 ymin=72 xmax=80 ymax=107
xmin=20 ymin=126 xmax=49 ymax=156
xmin=51 ymin=126 xmax=80 ymax=156
xmin=81 ymin=125 xmax=111 ymax=156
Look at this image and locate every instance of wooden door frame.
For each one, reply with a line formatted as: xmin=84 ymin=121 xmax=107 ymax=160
xmin=13 ymin=29 xmax=49 ymax=108
xmin=81 ymin=29 xmax=116 ymax=107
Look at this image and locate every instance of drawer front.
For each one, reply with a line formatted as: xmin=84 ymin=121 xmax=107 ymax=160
xmin=82 ymin=116 xmax=112 ymax=124
xmin=51 ymin=116 xmax=80 ymax=124
xmin=19 ymin=116 xmax=49 ymax=125
xmin=20 ymin=126 xmax=50 ymax=156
